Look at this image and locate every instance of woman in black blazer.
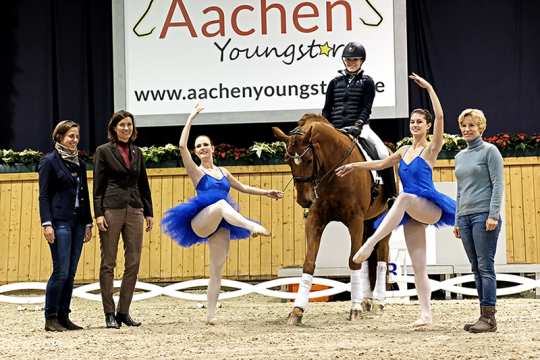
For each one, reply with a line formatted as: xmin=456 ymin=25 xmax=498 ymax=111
xmin=38 ymin=121 xmax=93 ymax=332
xmin=93 ymin=110 xmax=153 ymax=329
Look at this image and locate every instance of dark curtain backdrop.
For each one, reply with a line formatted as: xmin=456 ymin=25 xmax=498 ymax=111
xmin=0 ymin=0 xmax=112 ymax=152
xmin=407 ymin=0 xmax=540 ymax=135
xmin=1 ymin=0 xmax=539 ymax=152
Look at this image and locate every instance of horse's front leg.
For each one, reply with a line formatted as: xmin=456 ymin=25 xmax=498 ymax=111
xmin=287 ymin=212 xmax=325 ymax=326
xmin=347 ymin=216 xmax=371 ymax=320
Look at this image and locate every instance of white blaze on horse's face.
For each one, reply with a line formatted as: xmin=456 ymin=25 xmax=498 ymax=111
xmin=294 ymin=153 xmax=302 ymax=165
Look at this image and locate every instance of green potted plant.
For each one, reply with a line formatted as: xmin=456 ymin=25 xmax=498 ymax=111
xmin=0 ymin=149 xmax=43 ymax=173
xmin=248 ymin=141 xmax=286 ymax=165
xmin=141 ymin=143 xmax=180 ymax=168
xmin=396 ymin=133 xmax=467 ymax=159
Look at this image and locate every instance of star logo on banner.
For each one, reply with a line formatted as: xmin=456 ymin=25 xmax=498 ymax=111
xmin=319 ymin=42 xmax=332 ymax=56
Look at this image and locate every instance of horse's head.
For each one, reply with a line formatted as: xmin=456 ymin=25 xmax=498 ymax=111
xmin=273 ymin=125 xmax=316 ymax=208
xmin=272 ymin=114 xmax=333 ymax=208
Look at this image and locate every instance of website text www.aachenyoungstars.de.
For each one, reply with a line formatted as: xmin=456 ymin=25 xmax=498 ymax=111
xmin=133 ymin=81 xmax=329 ymax=102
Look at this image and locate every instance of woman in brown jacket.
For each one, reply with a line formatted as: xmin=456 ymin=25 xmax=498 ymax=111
xmin=93 ymin=111 xmax=153 ymax=329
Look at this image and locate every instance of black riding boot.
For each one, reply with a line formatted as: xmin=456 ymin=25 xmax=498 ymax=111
xmin=379 ymin=167 xmax=398 ymax=204
xmin=58 ymin=314 xmax=83 ymax=330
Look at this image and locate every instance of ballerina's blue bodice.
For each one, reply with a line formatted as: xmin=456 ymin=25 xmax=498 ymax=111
xmin=399 ymin=156 xmax=438 ymax=195
xmin=195 ymin=171 xmax=230 ymax=195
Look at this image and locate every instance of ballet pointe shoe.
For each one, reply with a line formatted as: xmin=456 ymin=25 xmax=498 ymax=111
xmin=352 ymin=242 xmax=375 ymax=264
xmin=251 ymin=224 xmax=270 ymax=237
xmin=206 ymin=317 xmax=218 ymax=325
xmin=411 ymin=315 xmax=432 ymax=328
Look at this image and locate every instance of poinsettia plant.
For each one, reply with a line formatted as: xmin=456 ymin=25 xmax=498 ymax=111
xmin=1 ymin=133 xmax=538 ymax=171
xmin=0 ymin=149 xmax=43 ymax=165
xmin=140 ymin=143 xmax=179 ymax=164
xmin=483 ymin=133 xmax=540 ymax=151
xmin=396 ymin=133 xmax=468 ymax=151
xmin=249 ymin=141 xmax=286 ymax=159
xmin=213 ymin=143 xmax=249 ymax=161
xmin=396 ymin=133 xmax=540 ymax=153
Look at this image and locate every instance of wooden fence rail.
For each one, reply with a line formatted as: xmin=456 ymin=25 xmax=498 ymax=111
xmin=0 ymin=157 xmax=539 ymax=284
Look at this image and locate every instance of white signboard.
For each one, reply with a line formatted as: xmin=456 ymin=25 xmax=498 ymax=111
xmin=113 ymin=0 xmax=408 ymax=126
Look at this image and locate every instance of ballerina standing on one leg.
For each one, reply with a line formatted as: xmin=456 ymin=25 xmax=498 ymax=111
xmin=336 ymin=73 xmax=456 ymax=327
xmin=162 ymin=104 xmax=283 ymax=325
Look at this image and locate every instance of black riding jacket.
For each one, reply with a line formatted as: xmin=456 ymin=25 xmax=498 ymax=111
xmin=322 ymin=70 xmax=375 ymax=129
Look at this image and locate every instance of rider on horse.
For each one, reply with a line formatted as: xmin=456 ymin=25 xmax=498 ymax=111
xmin=322 ymin=42 xmax=397 ymax=203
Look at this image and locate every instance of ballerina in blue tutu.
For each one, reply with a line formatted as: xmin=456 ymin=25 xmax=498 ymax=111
xmin=336 ymin=73 xmax=456 ymax=327
xmin=162 ymin=103 xmax=283 ymax=324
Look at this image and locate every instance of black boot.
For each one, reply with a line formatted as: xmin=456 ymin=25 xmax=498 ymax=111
xmin=379 ymin=167 xmax=398 ymax=205
xmin=45 ymin=318 xmax=67 ymax=332
xmin=58 ymin=315 xmax=83 ymax=330
xmin=116 ymin=312 xmax=141 ymax=327
xmin=469 ymin=306 xmax=497 ymax=333
xmin=105 ymin=313 xmax=120 ymax=329
xmin=464 ymin=306 xmax=482 ymax=331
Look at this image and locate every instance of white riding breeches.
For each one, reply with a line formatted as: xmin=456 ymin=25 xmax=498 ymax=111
xmin=357 ymin=124 xmax=389 ymax=183
xmin=360 ymin=124 xmax=390 ymax=159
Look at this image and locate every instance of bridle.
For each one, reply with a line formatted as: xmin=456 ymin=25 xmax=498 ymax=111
xmin=283 ymin=127 xmax=356 ymax=199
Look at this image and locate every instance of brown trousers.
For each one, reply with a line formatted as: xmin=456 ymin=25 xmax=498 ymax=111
xmin=99 ymin=206 xmax=144 ymax=314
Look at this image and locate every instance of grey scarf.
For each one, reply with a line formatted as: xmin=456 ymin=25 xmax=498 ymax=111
xmin=54 ymin=142 xmax=79 ymax=166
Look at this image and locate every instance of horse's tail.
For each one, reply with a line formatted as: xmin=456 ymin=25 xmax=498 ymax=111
xmin=368 ymin=255 xmax=377 ymax=291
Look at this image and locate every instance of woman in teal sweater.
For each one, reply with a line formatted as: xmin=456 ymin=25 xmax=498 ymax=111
xmin=454 ymin=109 xmax=504 ymax=333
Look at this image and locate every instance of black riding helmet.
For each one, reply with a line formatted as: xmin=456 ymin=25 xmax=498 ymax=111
xmin=342 ymin=42 xmax=366 ymax=60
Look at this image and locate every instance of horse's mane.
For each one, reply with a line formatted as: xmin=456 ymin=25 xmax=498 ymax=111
xmin=290 ymin=113 xmax=355 ymax=159
xmin=297 ymin=113 xmax=330 ymax=128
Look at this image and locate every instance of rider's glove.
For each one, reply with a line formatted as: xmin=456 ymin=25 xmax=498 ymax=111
xmin=339 ymin=125 xmax=362 ymax=138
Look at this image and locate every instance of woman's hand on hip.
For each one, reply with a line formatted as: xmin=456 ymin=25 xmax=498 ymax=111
xmin=145 ymin=216 xmax=154 ymax=232
xmin=84 ymin=226 xmax=93 ymax=243
xmin=453 ymin=226 xmax=461 ymax=239
xmin=96 ymin=216 xmax=109 ymax=232
xmin=485 ymin=217 xmax=498 ymax=231
xmin=43 ymin=225 xmax=55 ymax=244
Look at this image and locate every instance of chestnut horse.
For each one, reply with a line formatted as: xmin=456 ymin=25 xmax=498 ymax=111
xmin=273 ymin=114 xmax=390 ymax=325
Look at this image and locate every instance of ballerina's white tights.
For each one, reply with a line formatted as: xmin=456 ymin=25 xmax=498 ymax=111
xmin=191 ymin=199 xmax=268 ymax=238
xmin=353 ymin=192 xmax=442 ymax=326
xmin=190 ymin=199 xmax=269 ymax=324
xmin=403 ymin=219 xmax=433 ymax=326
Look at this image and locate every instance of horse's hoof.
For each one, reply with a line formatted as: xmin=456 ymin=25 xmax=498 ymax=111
xmin=370 ymin=301 xmax=384 ymax=315
xmin=348 ymin=309 xmax=367 ymax=321
xmin=287 ymin=307 xmax=304 ymax=326
xmin=361 ymin=299 xmax=373 ymax=312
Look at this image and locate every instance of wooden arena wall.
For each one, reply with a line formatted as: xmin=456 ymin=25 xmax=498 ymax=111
xmin=0 ymin=157 xmax=539 ymax=284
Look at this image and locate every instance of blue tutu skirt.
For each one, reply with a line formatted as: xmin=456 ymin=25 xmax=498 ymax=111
xmin=374 ymin=189 xmax=456 ymax=229
xmin=161 ymin=192 xmax=251 ymax=247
